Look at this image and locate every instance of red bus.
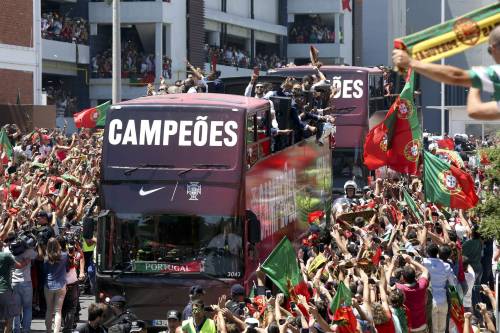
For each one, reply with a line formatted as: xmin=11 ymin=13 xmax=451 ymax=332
xmin=96 ymin=93 xmax=333 ymax=329
xmin=266 ymin=66 xmax=389 ymax=193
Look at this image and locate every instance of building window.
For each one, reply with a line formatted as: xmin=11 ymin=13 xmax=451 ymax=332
xmin=339 ymin=14 xmax=344 ymax=44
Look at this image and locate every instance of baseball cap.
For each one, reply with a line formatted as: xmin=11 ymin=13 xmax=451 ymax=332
xmin=230 ymin=284 xmax=245 ymax=296
xmin=37 ymin=211 xmax=49 ymax=219
xmin=167 ymin=310 xmax=181 ymax=321
xmin=189 ymin=285 xmax=205 ymax=296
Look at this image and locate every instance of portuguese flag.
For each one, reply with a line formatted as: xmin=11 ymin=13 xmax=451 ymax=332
xmin=261 ymin=237 xmax=309 ymax=299
xmin=423 ymin=151 xmax=478 ymax=209
xmin=330 ymin=281 xmax=357 ymax=333
xmin=364 ymin=69 xmax=422 ymax=174
xmin=394 ymin=3 xmax=500 ymax=63
xmin=73 ymin=101 xmax=110 ymax=129
xmin=0 ymin=128 xmax=13 ymax=165
xmin=402 ymin=188 xmax=424 ymax=223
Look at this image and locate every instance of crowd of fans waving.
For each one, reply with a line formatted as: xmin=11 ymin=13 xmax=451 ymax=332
xmin=289 ymin=16 xmax=337 ymax=44
xmin=91 ymin=41 xmax=156 ymax=82
xmin=0 ymin=124 xmax=101 ymax=333
xmin=41 ymin=12 xmax=89 ymax=45
xmin=206 ymin=45 xmax=288 ymax=71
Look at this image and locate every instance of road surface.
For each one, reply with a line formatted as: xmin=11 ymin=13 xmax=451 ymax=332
xmin=31 ymin=295 xmax=94 ymax=332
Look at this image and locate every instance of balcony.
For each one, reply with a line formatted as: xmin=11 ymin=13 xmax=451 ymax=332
xmin=89 ymin=0 xmax=179 ymax=24
xmin=287 ymin=43 xmax=341 ymax=60
xmin=288 ymin=0 xmax=341 ymax=14
xmin=42 ymin=39 xmax=89 ymax=64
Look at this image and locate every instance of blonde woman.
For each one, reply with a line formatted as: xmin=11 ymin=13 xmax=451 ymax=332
xmin=42 ymin=237 xmax=68 ymax=333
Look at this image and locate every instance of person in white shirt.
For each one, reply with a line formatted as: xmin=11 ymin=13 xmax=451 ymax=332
xmin=422 ymin=243 xmax=458 ymax=333
xmin=462 ymin=259 xmax=475 ymax=313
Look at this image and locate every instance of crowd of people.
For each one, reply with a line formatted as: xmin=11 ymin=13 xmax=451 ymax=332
xmin=91 ymin=41 xmax=155 ymax=82
xmin=0 ymin=125 xmax=101 ymax=333
xmin=44 ymin=83 xmax=79 ymax=117
xmin=205 ymin=45 xmax=288 ymax=71
xmin=41 ymin=12 xmax=89 ymax=45
xmin=288 ymin=16 xmax=337 ymax=44
xmin=0 ymin=119 xmax=497 ymax=333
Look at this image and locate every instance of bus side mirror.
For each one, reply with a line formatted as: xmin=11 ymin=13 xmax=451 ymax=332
xmin=246 ymin=210 xmax=261 ymax=244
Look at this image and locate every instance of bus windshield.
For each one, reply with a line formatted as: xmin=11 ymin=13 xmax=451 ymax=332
xmin=332 ymin=148 xmax=367 ymax=193
xmin=98 ymin=213 xmax=243 ymax=278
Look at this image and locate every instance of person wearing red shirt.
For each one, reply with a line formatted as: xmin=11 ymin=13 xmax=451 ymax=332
xmin=395 ymin=255 xmax=430 ymax=333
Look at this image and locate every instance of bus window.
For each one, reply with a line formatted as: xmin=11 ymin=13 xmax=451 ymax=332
xmin=98 ymin=213 xmax=243 ymax=278
xmin=332 ymin=148 xmax=366 ymax=194
xmin=246 ymin=113 xmax=258 ymax=167
xmin=256 ymin=109 xmax=271 ymax=159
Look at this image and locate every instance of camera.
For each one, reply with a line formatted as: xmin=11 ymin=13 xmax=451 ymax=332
xmin=35 ymin=225 xmax=54 ymax=246
xmin=9 ymin=230 xmax=37 ymax=256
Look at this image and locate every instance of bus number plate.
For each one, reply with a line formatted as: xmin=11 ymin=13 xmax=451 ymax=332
xmin=227 ymin=272 xmax=241 ymax=278
xmin=152 ymin=320 xmax=168 ymax=327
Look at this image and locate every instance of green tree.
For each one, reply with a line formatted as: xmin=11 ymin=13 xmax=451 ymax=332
xmin=474 ymin=144 xmax=500 ymax=240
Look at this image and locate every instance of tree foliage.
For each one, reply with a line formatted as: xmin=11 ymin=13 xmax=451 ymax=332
xmin=474 ymin=144 xmax=500 ymax=240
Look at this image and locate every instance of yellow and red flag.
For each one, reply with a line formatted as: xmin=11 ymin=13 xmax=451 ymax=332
xmin=394 ymin=3 xmax=500 ymax=63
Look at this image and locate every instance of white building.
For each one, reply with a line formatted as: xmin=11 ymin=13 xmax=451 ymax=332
xmin=287 ymin=0 xmax=353 ymax=65
xmin=88 ymin=0 xmax=187 ymax=105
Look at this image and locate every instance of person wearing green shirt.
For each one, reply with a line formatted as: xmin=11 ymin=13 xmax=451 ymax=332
xmin=392 ymin=25 xmax=500 ymax=120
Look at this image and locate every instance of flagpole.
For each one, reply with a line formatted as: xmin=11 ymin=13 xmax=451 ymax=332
xmin=112 ymin=0 xmax=121 ymax=104
xmin=440 ymin=0 xmax=445 ymax=135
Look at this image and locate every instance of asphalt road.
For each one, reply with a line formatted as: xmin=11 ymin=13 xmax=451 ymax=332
xmin=31 ymin=295 xmax=94 ymax=333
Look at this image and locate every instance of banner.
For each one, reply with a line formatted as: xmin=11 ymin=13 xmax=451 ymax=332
xmin=394 ymin=3 xmax=500 ymax=63
xmin=132 ymin=260 xmax=202 ymax=273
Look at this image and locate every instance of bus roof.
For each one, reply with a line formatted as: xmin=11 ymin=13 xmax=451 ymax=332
xmin=115 ymin=93 xmax=270 ymax=110
xmin=268 ymin=65 xmax=383 ymax=75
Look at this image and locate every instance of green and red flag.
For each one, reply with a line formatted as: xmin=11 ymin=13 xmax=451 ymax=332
xmin=448 ymin=286 xmax=470 ymax=333
xmin=423 ymin=151 xmax=478 ymax=209
xmin=394 ymin=3 xmax=500 ymax=63
xmin=261 ymin=237 xmax=309 ymax=299
xmin=0 ymin=128 xmax=13 ymax=165
xmin=364 ymin=69 xmax=422 ymax=174
xmin=73 ymin=101 xmax=110 ymax=129
xmin=402 ymin=188 xmax=424 ymax=223
xmin=330 ymin=281 xmax=357 ymax=333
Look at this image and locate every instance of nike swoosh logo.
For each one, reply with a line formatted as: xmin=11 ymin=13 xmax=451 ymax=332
xmin=139 ymin=186 xmax=165 ymax=196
